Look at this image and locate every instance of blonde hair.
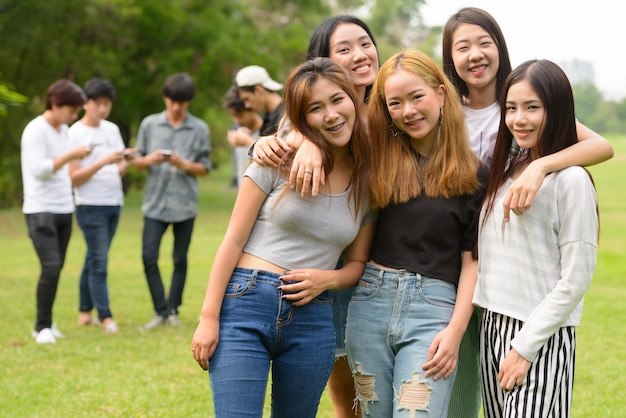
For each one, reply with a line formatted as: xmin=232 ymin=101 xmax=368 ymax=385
xmin=367 ymin=50 xmax=480 ymax=208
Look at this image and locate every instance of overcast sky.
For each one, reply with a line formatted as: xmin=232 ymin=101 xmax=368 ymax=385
xmin=420 ymin=0 xmax=625 ymax=100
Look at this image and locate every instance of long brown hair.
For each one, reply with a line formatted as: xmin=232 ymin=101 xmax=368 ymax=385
xmin=367 ymin=50 xmax=480 ymax=208
xmin=282 ymin=57 xmax=372 ymax=214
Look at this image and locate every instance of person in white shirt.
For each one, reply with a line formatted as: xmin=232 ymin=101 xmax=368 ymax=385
xmin=68 ymin=78 xmax=133 ymax=334
xmin=475 ymin=60 xmax=598 ymax=418
xmin=21 ymin=79 xmax=92 ymax=344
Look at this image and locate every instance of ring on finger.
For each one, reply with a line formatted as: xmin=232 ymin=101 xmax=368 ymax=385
xmin=304 ymin=170 xmax=312 ymax=174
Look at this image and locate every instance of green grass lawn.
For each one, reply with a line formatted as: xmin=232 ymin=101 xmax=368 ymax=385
xmin=1 ymin=137 xmax=624 ymax=417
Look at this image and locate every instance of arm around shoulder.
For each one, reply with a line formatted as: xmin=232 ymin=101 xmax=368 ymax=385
xmin=540 ymin=121 xmax=614 ymax=173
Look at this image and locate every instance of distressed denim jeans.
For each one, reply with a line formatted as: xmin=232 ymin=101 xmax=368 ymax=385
xmin=208 ymin=268 xmax=335 ymax=417
xmin=346 ymin=263 xmax=458 ymax=417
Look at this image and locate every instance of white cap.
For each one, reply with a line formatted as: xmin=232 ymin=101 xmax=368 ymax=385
xmin=235 ymin=65 xmax=283 ymax=91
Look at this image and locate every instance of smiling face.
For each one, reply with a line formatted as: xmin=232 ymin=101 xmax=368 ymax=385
xmin=329 ymin=23 xmax=378 ymax=95
xmin=451 ymin=23 xmax=499 ymax=100
xmin=384 ymin=69 xmax=444 ymax=151
xmin=304 ymin=77 xmax=355 ymax=149
xmin=505 ymin=79 xmax=546 ymax=159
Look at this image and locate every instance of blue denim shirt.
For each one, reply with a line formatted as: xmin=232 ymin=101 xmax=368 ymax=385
xmin=136 ymin=111 xmax=211 ymax=222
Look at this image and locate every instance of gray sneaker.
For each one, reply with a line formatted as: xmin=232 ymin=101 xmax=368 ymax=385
xmin=141 ymin=315 xmax=165 ymax=330
xmin=167 ymin=313 xmax=181 ymax=327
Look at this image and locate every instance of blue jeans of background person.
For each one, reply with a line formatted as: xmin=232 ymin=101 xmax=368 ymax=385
xmin=25 ymin=212 xmax=73 ymax=332
xmin=142 ymin=216 xmax=194 ymax=317
xmin=209 ymin=268 xmax=335 ymax=418
xmin=346 ymin=263 xmax=458 ymax=418
xmin=76 ymin=205 xmax=121 ymax=320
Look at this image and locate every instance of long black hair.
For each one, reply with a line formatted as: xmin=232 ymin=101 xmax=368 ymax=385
xmin=306 ymin=15 xmax=379 ymax=103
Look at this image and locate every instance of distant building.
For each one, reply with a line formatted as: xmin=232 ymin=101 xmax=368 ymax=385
xmin=559 ymin=59 xmax=595 ymax=86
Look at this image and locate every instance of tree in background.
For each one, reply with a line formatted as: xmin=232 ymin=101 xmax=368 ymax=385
xmin=0 ymin=78 xmax=26 ymax=117
xmin=0 ymin=0 xmax=338 ymax=206
xmin=0 ymin=0 xmax=619 ymax=207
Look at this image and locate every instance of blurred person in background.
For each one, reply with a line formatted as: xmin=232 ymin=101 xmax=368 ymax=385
xmin=68 ymin=77 xmax=132 ymax=334
xmin=132 ymin=73 xmax=211 ymax=330
xmin=21 ymin=79 xmax=92 ymax=344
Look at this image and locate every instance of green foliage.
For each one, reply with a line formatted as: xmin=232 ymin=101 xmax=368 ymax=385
xmin=368 ymin=0 xmax=426 ymax=48
xmin=0 ymin=0 xmax=621 ymax=207
xmin=0 ymin=0 xmax=333 ymax=206
xmin=0 ymin=80 xmax=27 ymax=116
xmin=573 ymin=81 xmax=626 ymax=134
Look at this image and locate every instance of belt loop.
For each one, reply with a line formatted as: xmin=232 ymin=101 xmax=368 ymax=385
xmin=377 ymin=267 xmax=384 ymax=280
xmin=250 ymin=269 xmax=258 ymax=288
xmin=377 ymin=267 xmax=384 ymax=287
xmin=415 ymin=272 xmax=422 ymax=288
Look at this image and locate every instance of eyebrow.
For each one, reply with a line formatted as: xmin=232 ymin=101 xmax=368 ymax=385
xmin=386 ymin=88 xmax=423 ymax=101
xmin=307 ymin=91 xmax=345 ymax=109
xmin=333 ymin=35 xmax=371 ymax=47
xmin=453 ymin=34 xmax=492 ymax=47
xmin=505 ymin=99 xmax=542 ymax=105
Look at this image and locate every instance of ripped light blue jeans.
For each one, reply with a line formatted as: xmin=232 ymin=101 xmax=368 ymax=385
xmin=208 ymin=267 xmax=335 ymax=418
xmin=346 ymin=263 xmax=458 ymax=417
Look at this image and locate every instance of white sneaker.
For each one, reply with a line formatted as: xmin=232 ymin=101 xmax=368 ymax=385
xmin=141 ymin=315 xmax=165 ymax=330
xmin=34 ymin=328 xmax=57 ymax=344
xmin=103 ymin=321 xmax=120 ymax=334
xmin=167 ymin=313 xmax=181 ymax=327
xmin=51 ymin=323 xmax=64 ymax=338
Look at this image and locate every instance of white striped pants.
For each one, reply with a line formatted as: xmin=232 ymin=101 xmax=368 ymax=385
xmin=480 ymin=310 xmax=576 ymax=418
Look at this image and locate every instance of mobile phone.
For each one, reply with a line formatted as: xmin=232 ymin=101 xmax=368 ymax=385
xmin=161 ymin=149 xmax=173 ymax=157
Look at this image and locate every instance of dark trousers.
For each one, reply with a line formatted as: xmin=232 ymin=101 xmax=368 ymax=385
xmin=142 ymin=216 xmax=195 ymax=317
xmin=25 ymin=212 xmax=73 ymax=332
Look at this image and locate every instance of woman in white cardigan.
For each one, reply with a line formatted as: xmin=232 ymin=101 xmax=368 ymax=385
xmin=475 ymin=60 xmax=598 ymax=418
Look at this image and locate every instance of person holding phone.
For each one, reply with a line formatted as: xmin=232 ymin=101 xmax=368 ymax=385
xmin=21 ymin=79 xmax=92 ymax=344
xmin=132 ymin=73 xmax=212 ymax=330
xmin=68 ymin=77 xmax=132 ymax=334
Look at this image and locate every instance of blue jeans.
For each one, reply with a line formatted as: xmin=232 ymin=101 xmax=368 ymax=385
xmin=209 ymin=268 xmax=335 ymax=417
xmin=25 ymin=212 xmax=73 ymax=332
xmin=142 ymin=216 xmax=195 ymax=317
xmin=329 ymin=287 xmax=354 ymax=358
xmin=346 ymin=263 xmax=458 ymax=417
xmin=76 ymin=205 xmax=121 ymax=320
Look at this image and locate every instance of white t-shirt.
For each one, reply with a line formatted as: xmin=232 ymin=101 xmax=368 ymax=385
xmin=21 ymin=115 xmax=74 ymax=214
xmin=68 ymin=120 xmax=125 ymax=206
xmin=463 ymin=101 xmax=500 ymax=167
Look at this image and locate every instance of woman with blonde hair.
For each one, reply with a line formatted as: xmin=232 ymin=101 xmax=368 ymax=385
xmin=345 ymin=50 xmax=487 ymax=417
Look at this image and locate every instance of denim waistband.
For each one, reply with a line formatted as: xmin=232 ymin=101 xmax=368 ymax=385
xmin=365 ymin=262 xmax=429 ymax=281
xmin=232 ymin=266 xmax=285 ymax=285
